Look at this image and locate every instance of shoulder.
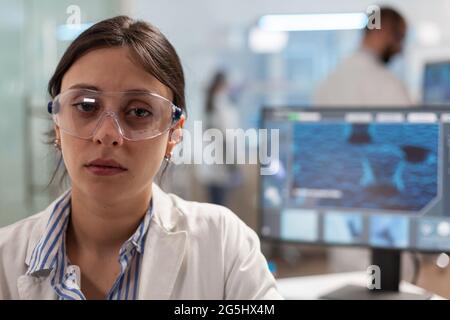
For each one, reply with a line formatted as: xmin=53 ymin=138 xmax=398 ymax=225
xmin=0 ymin=211 xmax=47 ymax=261
xmin=0 ymin=210 xmax=49 ymax=297
xmin=169 ymin=191 xmax=246 ymax=229
xmin=162 ymin=190 xmax=264 ymax=266
xmin=162 ymin=191 xmax=280 ymax=299
xmin=0 ymin=211 xmax=45 ymax=246
xmin=161 ymin=189 xmax=257 ymax=243
xmin=0 ymin=192 xmax=62 ymax=266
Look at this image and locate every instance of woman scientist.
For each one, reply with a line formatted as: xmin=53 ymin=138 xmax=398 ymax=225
xmin=0 ymin=16 xmax=281 ymax=300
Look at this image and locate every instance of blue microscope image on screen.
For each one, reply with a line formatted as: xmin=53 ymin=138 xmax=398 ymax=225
xmin=290 ymin=123 xmax=439 ymax=212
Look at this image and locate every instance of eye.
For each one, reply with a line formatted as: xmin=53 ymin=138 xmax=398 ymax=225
xmin=72 ymin=101 xmax=98 ymax=113
xmin=127 ymin=108 xmax=153 ymax=118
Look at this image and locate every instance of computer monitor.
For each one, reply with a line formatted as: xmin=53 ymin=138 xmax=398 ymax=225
xmin=259 ymin=107 xmax=450 ymax=299
xmin=423 ymin=60 xmax=450 ymax=105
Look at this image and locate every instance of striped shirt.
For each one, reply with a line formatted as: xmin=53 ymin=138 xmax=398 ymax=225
xmin=26 ymin=190 xmax=153 ymax=300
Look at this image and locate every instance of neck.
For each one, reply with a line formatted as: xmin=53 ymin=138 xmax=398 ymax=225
xmin=67 ymin=185 xmax=152 ymax=254
xmin=361 ymin=38 xmax=384 ymax=61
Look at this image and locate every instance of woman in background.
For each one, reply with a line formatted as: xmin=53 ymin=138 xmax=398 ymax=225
xmin=200 ymin=71 xmax=242 ymax=206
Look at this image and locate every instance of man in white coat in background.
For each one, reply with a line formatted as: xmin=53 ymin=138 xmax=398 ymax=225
xmin=314 ymin=6 xmax=412 ymax=107
xmin=313 ymin=7 xmax=413 ymax=273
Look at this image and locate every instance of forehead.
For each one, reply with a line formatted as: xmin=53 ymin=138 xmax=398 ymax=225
xmin=60 ymin=46 xmax=172 ymax=99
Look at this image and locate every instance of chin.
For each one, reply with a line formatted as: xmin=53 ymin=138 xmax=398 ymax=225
xmin=80 ymin=180 xmax=128 ymax=198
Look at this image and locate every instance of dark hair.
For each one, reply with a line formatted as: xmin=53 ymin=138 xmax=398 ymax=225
xmin=205 ymin=71 xmax=226 ymax=114
xmin=365 ymin=6 xmax=406 ymax=35
xmin=46 ymin=15 xmax=186 ymax=188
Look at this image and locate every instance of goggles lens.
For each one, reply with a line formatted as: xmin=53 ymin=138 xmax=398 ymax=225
xmin=49 ymin=89 xmax=183 ymax=141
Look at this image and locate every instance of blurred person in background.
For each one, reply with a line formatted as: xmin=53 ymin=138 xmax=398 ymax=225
xmin=314 ymin=6 xmax=412 ymax=107
xmin=198 ymin=71 xmax=242 ymax=206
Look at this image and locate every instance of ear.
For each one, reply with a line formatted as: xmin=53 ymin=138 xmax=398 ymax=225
xmin=165 ymin=115 xmax=185 ymax=155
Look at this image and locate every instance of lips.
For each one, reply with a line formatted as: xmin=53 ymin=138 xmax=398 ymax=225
xmin=85 ymin=158 xmax=127 ymax=176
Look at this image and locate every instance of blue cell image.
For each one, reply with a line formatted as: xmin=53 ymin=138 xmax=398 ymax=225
xmin=290 ymin=123 xmax=438 ymax=212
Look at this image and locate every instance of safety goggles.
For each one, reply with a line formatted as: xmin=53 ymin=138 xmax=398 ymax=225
xmin=47 ymin=88 xmax=184 ymax=141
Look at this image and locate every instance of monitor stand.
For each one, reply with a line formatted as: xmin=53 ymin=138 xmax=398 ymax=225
xmin=320 ymin=249 xmax=433 ymax=300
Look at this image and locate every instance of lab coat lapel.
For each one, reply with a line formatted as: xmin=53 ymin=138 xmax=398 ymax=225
xmin=137 ymin=184 xmax=187 ymax=299
xmin=16 ymin=192 xmax=65 ymax=300
xmin=17 ymin=273 xmax=56 ymax=300
xmin=137 ymin=224 xmax=187 ymax=299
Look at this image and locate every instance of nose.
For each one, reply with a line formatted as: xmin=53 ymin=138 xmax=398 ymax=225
xmin=92 ymin=112 xmax=124 ymax=147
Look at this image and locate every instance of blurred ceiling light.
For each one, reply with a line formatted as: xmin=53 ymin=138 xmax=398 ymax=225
xmin=258 ymin=13 xmax=368 ymax=31
xmin=249 ymin=27 xmax=288 ymax=53
xmin=57 ymin=23 xmax=93 ymax=41
xmin=417 ymin=22 xmax=442 ymax=47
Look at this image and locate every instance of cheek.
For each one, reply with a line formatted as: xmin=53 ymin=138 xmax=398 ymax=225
xmin=60 ymin=134 xmax=85 ymax=176
xmin=132 ymin=135 xmax=168 ymax=176
xmin=59 ymin=131 xmax=169 ymax=187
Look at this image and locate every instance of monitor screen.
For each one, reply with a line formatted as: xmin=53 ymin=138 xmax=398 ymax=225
xmin=423 ymin=60 xmax=450 ymax=105
xmin=260 ymin=108 xmax=450 ymax=252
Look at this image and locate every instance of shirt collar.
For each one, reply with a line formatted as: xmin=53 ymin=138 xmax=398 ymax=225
xmin=122 ymin=198 xmax=153 ymax=255
xmin=26 ymin=190 xmax=72 ymax=275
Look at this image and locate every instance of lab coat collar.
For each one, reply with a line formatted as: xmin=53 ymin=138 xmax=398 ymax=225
xmin=17 ymin=271 xmax=56 ymax=299
xmin=18 ymin=183 xmax=187 ymax=300
xmin=137 ymin=183 xmax=187 ymax=299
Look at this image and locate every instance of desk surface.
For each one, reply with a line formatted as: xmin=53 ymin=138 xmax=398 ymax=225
xmin=276 ymin=271 xmax=445 ymax=300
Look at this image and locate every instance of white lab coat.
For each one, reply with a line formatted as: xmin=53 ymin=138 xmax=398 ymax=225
xmin=314 ymin=48 xmax=412 ymax=107
xmin=0 ymin=183 xmax=282 ymax=299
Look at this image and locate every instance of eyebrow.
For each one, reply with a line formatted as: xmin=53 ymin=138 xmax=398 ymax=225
xmin=69 ymin=83 xmax=100 ymax=91
xmin=68 ymin=83 xmax=158 ymax=93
